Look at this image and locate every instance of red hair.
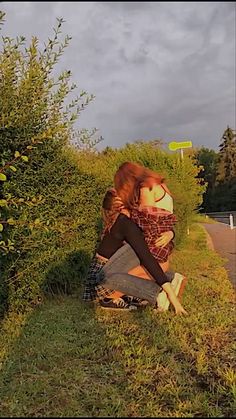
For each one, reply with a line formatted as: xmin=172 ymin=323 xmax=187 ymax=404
xmin=114 ymin=161 xmax=167 ymax=210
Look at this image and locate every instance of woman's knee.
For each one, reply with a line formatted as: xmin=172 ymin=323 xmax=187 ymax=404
xmin=160 ymin=260 xmax=169 ymax=273
xmin=128 ymin=261 xmax=169 ymax=279
xmin=128 ymin=266 xmax=154 ymax=280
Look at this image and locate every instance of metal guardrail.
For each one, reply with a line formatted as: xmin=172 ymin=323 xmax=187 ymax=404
xmin=205 ymin=211 xmax=236 ymax=229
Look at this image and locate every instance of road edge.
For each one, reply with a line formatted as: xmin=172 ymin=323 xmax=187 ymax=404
xmin=198 ymin=223 xmax=215 ymax=250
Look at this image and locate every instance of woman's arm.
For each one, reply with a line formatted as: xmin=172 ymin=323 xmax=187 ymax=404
xmin=161 ymin=282 xmax=188 ymax=315
xmin=121 ymin=215 xmax=171 ymax=287
xmin=131 ymin=207 xmax=176 ymax=249
xmin=122 ymin=216 xmax=187 ymax=314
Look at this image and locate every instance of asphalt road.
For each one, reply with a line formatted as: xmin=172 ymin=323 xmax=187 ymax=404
xmin=202 ymin=222 xmax=236 ymax=289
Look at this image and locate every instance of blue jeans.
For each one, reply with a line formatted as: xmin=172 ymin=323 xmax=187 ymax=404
xmin=100 ymin=243 xmax=161 ymax=305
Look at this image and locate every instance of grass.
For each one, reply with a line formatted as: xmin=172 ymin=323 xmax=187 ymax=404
xmin=0 ymin=223 xmax=235 ymax=417
xmin=191 ymin=213 xmax=218 ymax=224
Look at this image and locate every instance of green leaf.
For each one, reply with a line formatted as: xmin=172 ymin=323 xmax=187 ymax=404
xmin=14 ymin=151 xmax=21 ymax=158
xmin=0 ymin=199 xmax=7 ymax=207
xmin=0 ymin=173 xmax=7 ymax=181
xmin=34 ymin=218 xmax=40 ymax=225
xmin=21 ymin=155 xmax=29 ymax=162
xmin=0 ymin=224 xmax=3 ymax=232
xmin=9 ymin=165 xmax=17 ymax=172
xmin=7 ymin=218 xmax=15 ymax=225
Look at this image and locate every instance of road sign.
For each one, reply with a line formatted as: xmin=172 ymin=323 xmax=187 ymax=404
xmin=168 ymin=141 xmax=192 ymax=151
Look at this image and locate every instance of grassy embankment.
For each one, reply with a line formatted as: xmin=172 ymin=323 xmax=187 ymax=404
xmin=192 ymin=213 xmax=218 ymax=224
xmin=0 ymin=222 xmax=235 ymax=417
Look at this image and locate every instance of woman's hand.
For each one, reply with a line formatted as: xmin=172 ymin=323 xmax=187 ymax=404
xmin=174 ymin=302 xmax=188 ymax=316
xmin=113 ymin=196 xmax=125 ymax=210
xmin=155 ymin=230 xmax=174 ymax=248
xmin=162 ymin=282 xmax=188 ymax=316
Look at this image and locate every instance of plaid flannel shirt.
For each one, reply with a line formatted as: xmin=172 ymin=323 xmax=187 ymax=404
xmin=130 ymin=206 xmax=177 ymax=263
xmin=82 ymin=255 xmax=116 ymax=302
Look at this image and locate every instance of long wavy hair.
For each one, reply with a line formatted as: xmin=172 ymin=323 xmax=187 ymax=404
xmin=101 ymin=188 xmax=124 ymax=236
xmin=114 ymin=161 xmax=169 ymax=210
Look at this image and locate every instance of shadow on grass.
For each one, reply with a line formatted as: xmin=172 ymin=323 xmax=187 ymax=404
xmin=0 ymin=254 xmax=16 ymax=320
xmin=0 ymin=293 xmax=131 ymax=417
xmin=0 ymin=275 xmax=9 ymax=320
xmin=42 ymin=249 xmax=92 ymax=296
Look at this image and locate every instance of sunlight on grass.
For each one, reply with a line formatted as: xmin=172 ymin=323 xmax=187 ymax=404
xmin=192 ymin=213 xmax=218 ymax=224
xmin=0 ymin=223 xmax=235 ymax=417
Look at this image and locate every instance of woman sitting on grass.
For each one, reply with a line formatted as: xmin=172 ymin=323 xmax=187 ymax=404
xmin=83 ymin=187 xmax=187 ymax=315
xmin=113 ymin=161 xmax=188 ymax=309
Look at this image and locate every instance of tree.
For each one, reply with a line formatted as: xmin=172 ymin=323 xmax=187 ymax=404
xmin=195 ymin=147 xmax=218 ymax=188
xmin=0 ymin=12 xmax=101 ymax=253
xmin=195 ymin=128 xmax=236 ymax=212
xmin=216 ymin=126 xmax=236 ymax=183
xmin=194 ymin=147 xmax=219 ymax=211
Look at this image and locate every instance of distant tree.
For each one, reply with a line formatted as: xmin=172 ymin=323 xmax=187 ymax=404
xmin=101 ymin=146 xmax=115 ymax=155
xmin=133 ymin=138 xmax=164 ymax=148
xmin=194 ymin=147 xmax=219 ymax=211
xmin=180 ymin=129 xmax=236 ymax=213
xmin=195 ymin=147 xmax=218 ymax=188
xmin=197 ymin=127 xmax=236 ymax=212
xmin=216 ymin=126 xmax=236 ymax=183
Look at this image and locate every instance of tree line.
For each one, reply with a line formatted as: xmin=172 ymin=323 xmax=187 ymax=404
xmin=195 ymin=126 xmax=236 ymax=212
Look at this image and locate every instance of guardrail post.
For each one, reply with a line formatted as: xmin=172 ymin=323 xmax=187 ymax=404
xmin=229 ymin=214 xmax=234 ymax=229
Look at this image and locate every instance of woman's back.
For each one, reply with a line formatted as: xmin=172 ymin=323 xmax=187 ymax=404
xmin=97 ymin=213 xmax=133 ymax=259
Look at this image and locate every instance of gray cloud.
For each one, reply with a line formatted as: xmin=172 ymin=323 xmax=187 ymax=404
xmin=1 ymin=1 xmax=235 ymax=151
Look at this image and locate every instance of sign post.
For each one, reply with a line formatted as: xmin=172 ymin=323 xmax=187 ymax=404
xmin=229 ymin=214 xmax=234 ymax=229
xmin=168 ymin=140 xmax=192 ymax=160
xmin=168 ymin=140 xmax=193 ymax=235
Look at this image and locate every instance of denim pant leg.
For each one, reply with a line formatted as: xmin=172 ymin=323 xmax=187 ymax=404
xmin=100 ymin=243 xmax=161 ymax=305
xmin=101 ymin=243 xmax=140 ymax=276
xmin=104 ymin=272 xmax=160 ymax=305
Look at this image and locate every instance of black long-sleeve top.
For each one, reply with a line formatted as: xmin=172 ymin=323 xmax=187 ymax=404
xmin=97 ymin=213 xmax=170 ymax=287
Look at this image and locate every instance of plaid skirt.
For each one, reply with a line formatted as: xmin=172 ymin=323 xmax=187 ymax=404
xmin=82 ymin=255 xmax=116 ymax=302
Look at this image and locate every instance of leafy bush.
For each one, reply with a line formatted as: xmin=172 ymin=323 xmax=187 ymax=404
xmin=0 ymin=14 xmax=100 ymax=316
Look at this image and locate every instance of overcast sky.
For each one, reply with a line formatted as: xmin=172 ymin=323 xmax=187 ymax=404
xmin=1 ymin=1 xmax=235 ymax=151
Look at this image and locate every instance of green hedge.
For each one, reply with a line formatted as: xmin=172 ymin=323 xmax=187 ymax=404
xmin=1 ymin=149 xmax=103 ymax=315
xmin=0 ymin=16 xmax=99 ymax=317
